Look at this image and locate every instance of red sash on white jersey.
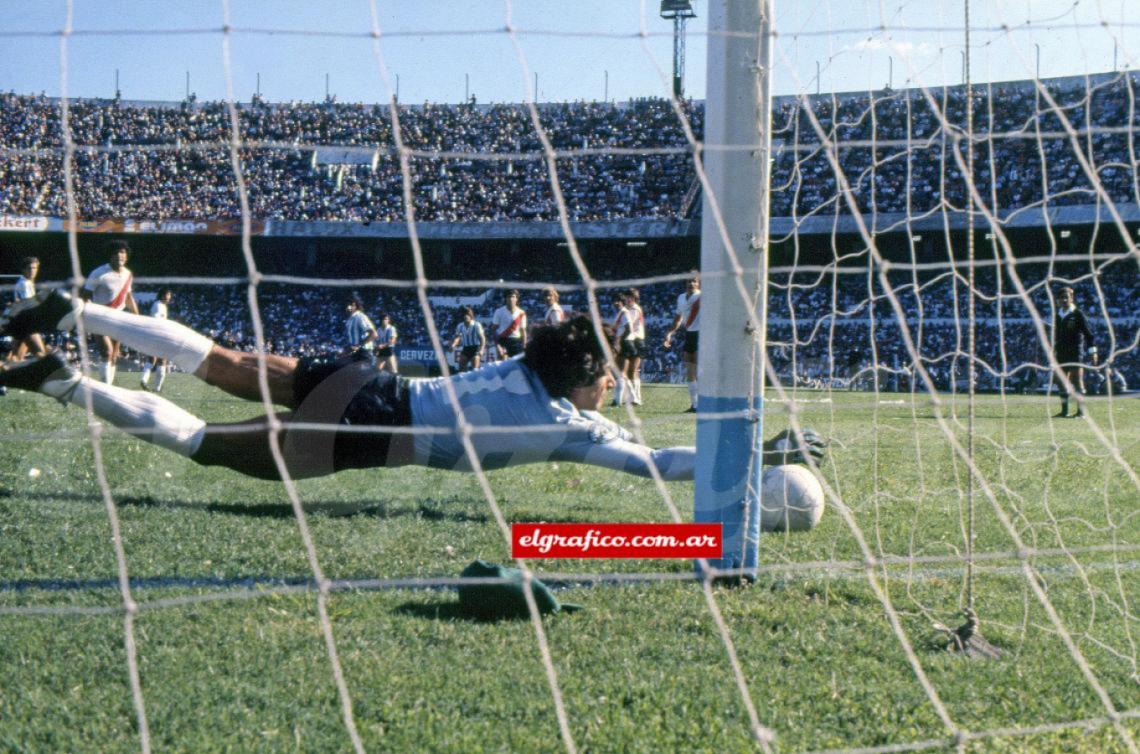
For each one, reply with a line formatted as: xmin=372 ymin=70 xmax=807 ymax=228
xmin=684 ymin=296 xmax=700 ymax=329
xmin=109 ymin=272 xmax=133 ymax=310
xmin=499 ymin=311 xmax=525 ymax=340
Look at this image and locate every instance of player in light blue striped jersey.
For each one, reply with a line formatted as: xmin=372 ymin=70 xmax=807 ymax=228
xmin=345 ymin=295 xmax=378 ymax=361
xmin=450 ymin=306 xmax=486 ymax=372
xmin=377 ymin=314 xmax=398 ymax=374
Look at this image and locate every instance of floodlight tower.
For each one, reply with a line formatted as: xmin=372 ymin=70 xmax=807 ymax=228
xmin=660 ymin=0 xmax=697 ymax=98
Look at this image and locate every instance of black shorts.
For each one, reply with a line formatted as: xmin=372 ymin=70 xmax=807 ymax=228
xmin=1054 ymin=349 xmax=1084 ymax=367
xmin=292 ymin=353 xmax=411 ymax=472
xmin=376 ymin=346 xmax=394 ymax=359
xmin=620 ymin=338 xmax=644 ymax=359
xmin=683 ymin=331 xmax=699 ymax=355
xmin=461 ymin=345 xmax=481 ymax=360
xmin=499 ymin=338 xmax=524 ymax=358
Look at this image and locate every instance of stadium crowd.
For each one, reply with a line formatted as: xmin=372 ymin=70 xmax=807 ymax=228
xmin=0 ymin=95 xmax=697 ymax=222
xmin=2 ymin=72 xmax=1138 ymax=222
xmin=770 ymin=75 xmax=1140 ymax=218
xmin=766 ymin=261 xmax=1137 ymax=392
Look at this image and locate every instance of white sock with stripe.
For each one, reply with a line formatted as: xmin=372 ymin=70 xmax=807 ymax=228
xmin=77 ymin=303 xmax=213 ymax=373
xmin=44 ymin=374 xmax=206 ymax=457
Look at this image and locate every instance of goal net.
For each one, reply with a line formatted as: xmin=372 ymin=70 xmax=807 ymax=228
xmin=0 ymin=1 xmax=1136 ymax=752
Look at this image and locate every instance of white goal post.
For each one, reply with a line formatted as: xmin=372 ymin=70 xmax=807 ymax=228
xmin=694 ymin=0 xmax=774 ymax=579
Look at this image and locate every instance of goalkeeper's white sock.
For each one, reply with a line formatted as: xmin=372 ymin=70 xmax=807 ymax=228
xmin=687 ymin=380 xmax=698 ymax=408
xmin=43 ymin=373 xmax=206 ymax=457
xmin=632 ymin=377 xmax=642 ymax=404
xmin=140 ymin=364 xmax=152 ymax=389
xmin=77 ymin=303 xmax=213 ymax=374
xmin=101 ymin=362 xmax=115 ymax=385
xmin=154 ymin=364 xmax=167 ymax=392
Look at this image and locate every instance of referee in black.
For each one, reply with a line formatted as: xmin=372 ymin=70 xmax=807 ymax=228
xmin=1052 ymin=286 xmax=1098 ymax=418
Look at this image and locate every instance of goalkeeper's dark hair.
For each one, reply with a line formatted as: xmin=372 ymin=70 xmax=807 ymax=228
xmin=524 ymin=315 xmax=613 ymax=399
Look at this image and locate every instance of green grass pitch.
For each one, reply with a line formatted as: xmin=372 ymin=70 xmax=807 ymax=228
xmin=0 ymin=374 xmax=1136 ymax=752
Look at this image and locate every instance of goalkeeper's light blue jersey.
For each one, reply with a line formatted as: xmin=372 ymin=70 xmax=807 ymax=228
xmin=408 ymin=357 xmax=694 ymax=480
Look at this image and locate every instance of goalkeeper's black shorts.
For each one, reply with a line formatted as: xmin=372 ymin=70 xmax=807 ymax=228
xmin=292 ymin=352 xmax=412 ymax=471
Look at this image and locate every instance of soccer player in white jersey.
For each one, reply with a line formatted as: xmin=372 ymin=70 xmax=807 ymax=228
xmin=542 ymin=288 xmax=567 ymax=326
xmin=377 ymin=314 xmax=398 ymax=374
xmin=13 ymin=256 xmax=38 ymax=306
xmin=344 ymin=295 xmax=378 ymax=360
xmin=531 ymin=287 xmax=567 ymax=342
xmin=9 ymin=256 xmax=46 ymax=362
xmin=450 ymin=306 xmax=486 ymax=372
xmin=0 ymin=295 xmax=826 ymax=483
xmin=140 ymin=288 xmax=173 ymax=392
xmin=82 ymin=240 xmax=139 ymax=384
xmin=664 ymin=275 xmax=700 ymax=413
xmin=609 ymin=291 xmax=632 ymax=406
xmin=622 ymin=288 xmax=646 ymax=406
xmin=492 ymin=289 xmax=527 ymax=359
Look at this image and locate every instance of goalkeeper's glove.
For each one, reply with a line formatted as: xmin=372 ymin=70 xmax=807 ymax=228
xmin=762 ymin=428 xmax=828 ymax=466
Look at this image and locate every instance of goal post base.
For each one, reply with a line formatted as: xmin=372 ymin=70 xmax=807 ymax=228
xmin=693 ymin=395 xmax=763 ymax=582
xmin=939 ymin=610 xmax=1004 ymax=660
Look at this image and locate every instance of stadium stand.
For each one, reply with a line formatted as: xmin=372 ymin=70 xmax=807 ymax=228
xmin=2 ymin=72 xmax=1137 ymax=222
xmin=0 ymin=94 xmax=698 ymax=222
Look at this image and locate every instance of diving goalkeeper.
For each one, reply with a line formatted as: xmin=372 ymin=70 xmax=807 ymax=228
xmin=0 ymin=291 xmax=824 ymax=481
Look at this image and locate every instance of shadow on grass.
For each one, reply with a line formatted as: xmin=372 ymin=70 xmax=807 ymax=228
xmin=1 ymin=487 xmax=614 ymax=525
xmin=0 ymin=487 xmax=490 ymax=523
xmin=394 ymin=599 xmax=537 ymax=623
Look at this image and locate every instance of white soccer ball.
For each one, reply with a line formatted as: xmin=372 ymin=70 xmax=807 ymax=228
xmin=760 ymin=464 xmax=825 ymax=532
